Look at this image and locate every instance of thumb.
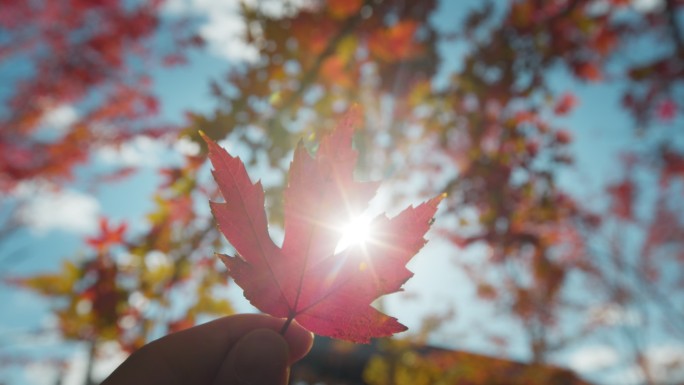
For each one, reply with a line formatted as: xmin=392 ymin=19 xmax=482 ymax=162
xmin=214 ymin=329 xmax=291 ymax=385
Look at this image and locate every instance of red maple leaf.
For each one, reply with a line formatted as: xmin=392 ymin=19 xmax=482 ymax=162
xmin=657 ymin=99 xmax=677 ymax=121
xmin=86 ymin=217 xmax=127 ymax=252
xmin=553 ymin=92 xmax=577 ymax=116
xmin=201 ymin=114 xmax=442 ymax=343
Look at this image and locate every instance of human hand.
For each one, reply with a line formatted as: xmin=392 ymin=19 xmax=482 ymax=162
xmin=101 ymin=314 xmax=314 ymax=385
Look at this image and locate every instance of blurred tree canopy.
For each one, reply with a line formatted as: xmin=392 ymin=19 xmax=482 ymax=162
xmin=2 ymin=0 xmax=684 ymax=384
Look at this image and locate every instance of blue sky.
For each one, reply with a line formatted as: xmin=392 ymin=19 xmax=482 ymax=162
xmin=1 ymin=0 xmax=682 ymax=384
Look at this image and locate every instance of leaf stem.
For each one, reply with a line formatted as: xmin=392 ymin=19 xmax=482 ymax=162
xmin=280 ymin=315 xmax=294 ymax=336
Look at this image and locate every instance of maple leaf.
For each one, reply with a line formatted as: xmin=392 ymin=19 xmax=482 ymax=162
xmin=201 ymin=114 xmax=442 ymax=343
xmin=327 ymin=0 xmax=363 ymax=19
xmin=657 ymin=99 xmax=677 ymax=121
xmin=573 ymin=61 xmax=602 ymax=82
xmin=369 ymin=20 xmax=422 ymax=62
xmin=86 ymin=217 xmax=127 ymax=252
xmin=553 ymin=93 xmax=578 ymax=116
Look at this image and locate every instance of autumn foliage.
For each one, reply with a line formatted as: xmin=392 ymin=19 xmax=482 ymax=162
xmin=0 ymin=0 xmax=201 ymax=192
xmin=203 ymin=114 xmax=441 ymax=342
xmin=3 ymin=0 xmax=684 ymax=384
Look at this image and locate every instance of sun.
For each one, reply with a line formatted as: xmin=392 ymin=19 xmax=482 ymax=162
xmin=335 ymin=214 xmax=374 ymax=254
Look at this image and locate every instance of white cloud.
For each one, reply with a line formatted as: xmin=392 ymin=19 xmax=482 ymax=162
xmin=17 ymin=187 xmax=100 ymax=235
xmin=41 ymin=105 xmax=78 ymax=132
xmin=163 ymin=0 xmax=311 ymax=62
xmin=163 ymin=0 xmax=257 ymax=62
xmin=34 ymin=104 xmax=79 ymax=142
xmin=568 ymin=345 xmax=620 ymax=373
xmin=606 ymin=364 xmax=645 ymax=385
xmin=97 ymin=136 xmax=165 ymax=167
xmin=61 ymin=349 xmax=88 ymax=385
xmin=645 ymin=344 xmax=684 ymax=384
xmin=24 ymin=360 xmax=67 ymax=385
xmin=174 ymin=136 xmax=201 ymax=157
xmin=603 ymin=344 xmax=684 ymax=385
xmin=98 ymin=135 xmax=202 ymax=167
xmin=202 ymin=12 xmax=260 ymax=62
xmin=632 ymin=0 xmax=664 ymax=12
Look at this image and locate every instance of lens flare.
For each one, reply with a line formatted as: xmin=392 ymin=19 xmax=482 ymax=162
xmin=335 ymin=215 xmax=373 ymax=254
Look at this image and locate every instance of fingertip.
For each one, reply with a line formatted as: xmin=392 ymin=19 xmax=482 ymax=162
xmin=281 ymin=319 xmax=314 ymax=364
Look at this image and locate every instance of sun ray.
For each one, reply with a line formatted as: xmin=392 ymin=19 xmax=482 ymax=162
xmin=335 ymin=214 xmax=374 ymax=254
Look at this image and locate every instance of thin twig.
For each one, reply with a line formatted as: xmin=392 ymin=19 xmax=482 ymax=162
xmin=545 ymin=0 xmax=582 ymax=24
xmin=666 ymin=0 xmax=684 ymax=57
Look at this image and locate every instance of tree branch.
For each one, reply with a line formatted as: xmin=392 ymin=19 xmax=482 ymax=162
xmin=666 ymin=0 xmax=684 ymax=57
xmin=545 ymin=0 xmax=583 ymax=24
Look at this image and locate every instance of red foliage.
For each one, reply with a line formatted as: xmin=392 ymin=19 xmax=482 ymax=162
xmin=0 ymin=0 xmax=185 ymax=192
xmin=661 ymin=150 xmax=684 ymax=185
xmin=573 ymin=62 xmax=602 ymax=82
xmin=81 ymin=259 xmax=124 ymax=330
xmin=8 ymin=0 xmax=684 ymax=376
xmin=368 ymin=20 xmax=423 ymax=62
xmin=553 ymin=93 xmax=578 ymax=116
xmin=555 ymin=129 xmax=573 ymax=144
xmin=86 ymin=218 xmax=128 ymax=252
xmin=167 ymin=317 xmax=195 ymax=333
xmin=607 ymin=179 xmax=635 ymax=220
xmin=327 ymin=0 xmax=364 ymax=19
xmin=657 ymin=99 xmax=677 ymax=121
xmin=203 ymin=113 xmax=442 ymax=343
